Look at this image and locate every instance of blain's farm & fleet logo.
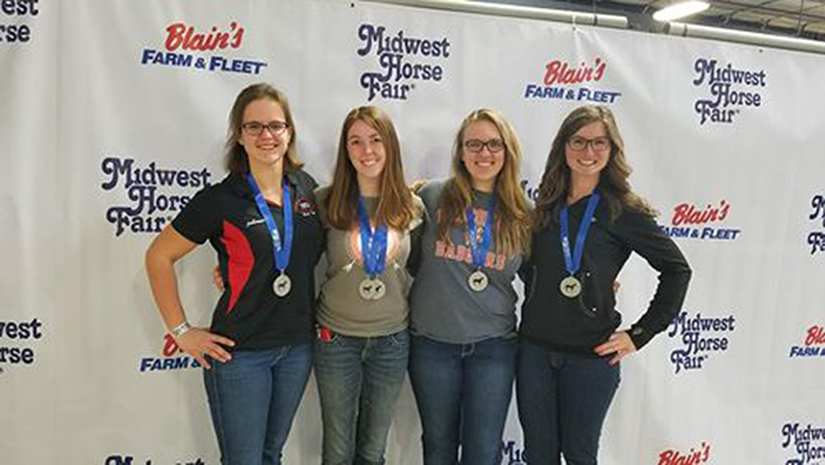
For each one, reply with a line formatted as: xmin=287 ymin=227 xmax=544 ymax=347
xmin=789 ymin=325 xmax=825 ymax=359
xmin=139 ymin=333 xmax=202 ymax=373
xmin=524 ymin=57 xmax=622 ymax=105
xmin=141 ymin=21 xmax=267 ymax=75
xmin=658 ymin=441 xmax=711 ymax=465
xmin=660 ymin=200 xmax=741 ymax=241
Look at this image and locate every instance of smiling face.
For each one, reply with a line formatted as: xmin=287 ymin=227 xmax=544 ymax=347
xmin=238 ymin=98 xmax=292 ymax=172
xmin=346 ymin=119 xmax=387 ymax=191
xmin=565 ymin=121 xmax=611 ymax=183
xmin=461 ymin=120 xmax=506 ymax=192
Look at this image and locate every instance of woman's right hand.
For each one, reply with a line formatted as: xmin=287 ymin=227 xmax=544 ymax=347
xmin=175 ymin=327 xmax=235 ymax=369
xmin=409 ymin=179 xmax=427 ymax=193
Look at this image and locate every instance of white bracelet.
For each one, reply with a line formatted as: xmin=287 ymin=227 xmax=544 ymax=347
xmin=170 ymin=321 xmax=191 ymax=338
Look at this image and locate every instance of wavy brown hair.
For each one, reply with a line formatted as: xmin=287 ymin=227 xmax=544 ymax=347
xmin=224 ymin=83 xmax=303 ymax=174
xmin=533 ymin=105 xmax=655 ymax=229
xmin=438 ymin=109 xmax=532 ymax=258
xmin=325 ymin=106 xmax=416 ymax=230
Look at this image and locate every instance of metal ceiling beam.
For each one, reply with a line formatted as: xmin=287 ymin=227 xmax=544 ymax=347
xmin=360 ymin=0 xmax=629 ymax=28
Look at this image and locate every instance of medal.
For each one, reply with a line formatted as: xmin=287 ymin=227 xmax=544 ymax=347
xmin=358 ymin=278 xmax=386 ymax=300
xmin=468 ymin=269 xmax=489 ymax=292
xmin=358 ymin=197 xmax=388 ymax=301
xmin=466 ymin=198 xmax=496 ymax=292
xmin=273 ymin=273 xmax=292 ymax=297
xmin=246 ymin=174 xmax=293 ymax=297
xmin=559 ymin=193 xmax=600 ymax=299
xmin=559 ymin=275 xmax=582 ymax=298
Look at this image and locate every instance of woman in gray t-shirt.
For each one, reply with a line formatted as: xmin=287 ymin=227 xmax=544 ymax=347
xmin=314 ymin=106 xmax=424 ymax=465
xmin=408 ymin=108 xmax=532 ymax=465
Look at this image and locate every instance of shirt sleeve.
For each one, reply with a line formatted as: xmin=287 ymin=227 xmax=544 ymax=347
xmin=406 ymin=193 xmax=428 ymax=277
xmin=613 ymin=210 xmax=692 ymax=350
xmin=171 ymin=186 xmax=220 ymax=244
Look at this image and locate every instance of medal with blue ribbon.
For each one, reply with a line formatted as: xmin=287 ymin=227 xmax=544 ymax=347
xmin=559 ymin=193 xmax=600 ymax=298
xmin=357 ymin=197 xmax=388 ymax=300
xmin=246 ymin=174 xmax=293 ymax=297
xmin=466 ymin=199 xmax=496 ymax=292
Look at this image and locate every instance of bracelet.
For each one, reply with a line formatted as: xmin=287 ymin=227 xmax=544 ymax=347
xmin=170 ymin=321 xmax=191 ymax=338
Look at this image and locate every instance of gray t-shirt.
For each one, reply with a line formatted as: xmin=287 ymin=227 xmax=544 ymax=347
xmin=315 ymin=186 xmax=424 ymax=337
xmin=409 ymin=180 xmax=523 ymax=344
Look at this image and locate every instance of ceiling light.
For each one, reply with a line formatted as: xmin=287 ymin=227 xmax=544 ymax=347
xmin=653 ymin=1 xmax=710 ymax=22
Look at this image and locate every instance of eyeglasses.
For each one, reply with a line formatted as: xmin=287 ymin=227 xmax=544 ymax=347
xmin=464 ymin=139 xmax=505 ymax=153
xmin=241 ymin=121 xmax=290 ymax=136
xmin=567 ymin=136 xmax=611 ymax=152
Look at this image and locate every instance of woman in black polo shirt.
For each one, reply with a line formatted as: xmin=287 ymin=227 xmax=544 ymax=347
xmin=517 ymin=105 xmax=691 ymax=465
xmin=145 ymin=83 xmax=323 ymax=465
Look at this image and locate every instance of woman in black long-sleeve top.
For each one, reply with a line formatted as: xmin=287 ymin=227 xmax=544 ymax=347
xmin=517 ymin=105 xmax=692 ymax=465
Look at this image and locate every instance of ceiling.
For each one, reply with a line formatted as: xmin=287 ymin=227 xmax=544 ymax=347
xmin=482 ymin=0 xmax=825 ymax=41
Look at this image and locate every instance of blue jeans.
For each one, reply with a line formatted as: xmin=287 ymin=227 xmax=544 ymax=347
xmin=409 ymin=333 xmax=517 ymax=465
xmin=516 ymin=339 xmax=620 ymax=465
xmin=314 ymin=329 xmax=409 ymax=465
xmin=203 ymin=343 xmax=312 ymax=465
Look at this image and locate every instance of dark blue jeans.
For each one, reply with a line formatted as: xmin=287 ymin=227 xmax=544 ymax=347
xmin=409 ymin=333 xmax=518 ymax=465
xmin=203 ymin=343 xmax=312 ymax=465
xmin=314 ymin=329 xmax=409 ymax=465
xmin=516 ymin=339 xmax=620 ymax=465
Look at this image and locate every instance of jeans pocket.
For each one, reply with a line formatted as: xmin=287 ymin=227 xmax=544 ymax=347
xmin=387 ymin=329 xmax=410 ymax=349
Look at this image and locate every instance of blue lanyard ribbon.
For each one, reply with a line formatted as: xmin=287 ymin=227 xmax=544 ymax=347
xmin=246 ymin=174 xmax=292 ymax=274
xmin=357 ymin=197 xmax=388 ymax=278
xmin=467 ymin=199 xmax=496 ymax=268
xmin=560 ymin=193 xmax=600 ymax=276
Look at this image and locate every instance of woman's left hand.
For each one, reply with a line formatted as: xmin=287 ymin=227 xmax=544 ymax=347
xmin=594 ymin=331 xmax=637 ymax=366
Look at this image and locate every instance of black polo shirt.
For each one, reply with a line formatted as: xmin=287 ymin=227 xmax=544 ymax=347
xmin=172 ymin=169 xmax=323 ymax=351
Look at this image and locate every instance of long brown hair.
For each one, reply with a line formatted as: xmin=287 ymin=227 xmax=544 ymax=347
xmin=533 ymin=105 xmax=655 ymax=229
xmin=325 ymin=106 xmax=416 ymax=230
xmin=223 ymin=83 xmax=303 ymax=174
xmin=438 ymin=109 xmax=532 ymax=257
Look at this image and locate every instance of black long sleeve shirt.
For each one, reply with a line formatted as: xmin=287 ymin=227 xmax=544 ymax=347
xmin=519 ymin=193 xmax=692 ymax=355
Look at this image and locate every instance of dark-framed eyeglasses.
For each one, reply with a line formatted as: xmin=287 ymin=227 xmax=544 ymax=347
xmin=464 ymin=138 xmax=505 ymax=153
xmin=567 ymin=136 xmax=611 ymax=152
xmin=241 ymin=121 xmax=290 ymax=136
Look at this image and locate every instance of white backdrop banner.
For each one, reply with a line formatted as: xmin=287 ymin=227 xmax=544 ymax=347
xmin=1 ymin=1 xmax=824 ymax=464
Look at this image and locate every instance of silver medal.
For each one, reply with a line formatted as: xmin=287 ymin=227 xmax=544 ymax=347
xmin=359 ymin=278 xmax=386 ymax=300
xmin=371 ymin=278 xmax=386 ymax=300
xmin=273 ymin=273 xmax=292 ymax=297
xmin=468 ymin=270 xmax=489 ymax=292
xmin=559 ymin=275 xmax=582 ymax=298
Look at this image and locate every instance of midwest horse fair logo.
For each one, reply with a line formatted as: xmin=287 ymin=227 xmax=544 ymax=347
xmin=808 ymin=194 xmax=825 ymax=255
xmin=0 ymin=318 xmax=44 ymax=371
xmin=666 ymin=311 xmax=736 ymax=374
xmin=100 ymin=157 xmax=212 ymax=237
xmin=782 ymin=422 xmax=825 ymax=465
xmin=140 ymin=20 xmax=267 ymax=75
xmin=660 ymin=199 xmax=741 ymax=241
xmin=523 ymin=57 xmax=622 ymax=104
xmin=692 ymin=58 xmax=767 ymax=125
xmin=356 ymin=23 xmax=451 ymax=101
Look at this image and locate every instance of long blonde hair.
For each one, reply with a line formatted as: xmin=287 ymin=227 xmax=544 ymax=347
xmin=438 ymin=109 xmax=532 ymax=257
xmin=534 ymin=105 xmax=655 ymax=229
xmin=325 ymin=106 xmax=416 ymax=230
